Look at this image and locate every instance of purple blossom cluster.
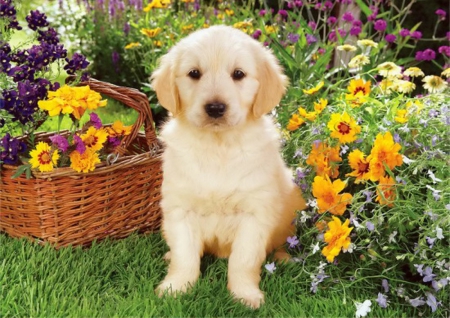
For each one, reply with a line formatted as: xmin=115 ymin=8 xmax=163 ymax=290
xmin=1 ymin=2 xmax=91 ymax=163
xmin=0 ymin=133 xmax=27 ymax=165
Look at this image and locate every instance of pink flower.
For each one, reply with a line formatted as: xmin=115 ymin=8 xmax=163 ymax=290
xmin=411 ymin=31 xmax=422 ymax=40
xmin=436 ymin=9 xmax=446 ymax=20
xmin=385 ymin=34 xmax=397 ymax=43
xmin=342 ymin=12 xmax=354 ymax=22
xmin=399 ymin=28 xmax=410 ymax=37
xmin=374 ymin=19 xmax=387 ymax=32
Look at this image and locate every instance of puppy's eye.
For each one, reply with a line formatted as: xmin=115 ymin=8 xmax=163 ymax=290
xmin=188 ymin=69 xmax=201 ymax=80
xmin=232 ymin=69 xmax=245 ymax=80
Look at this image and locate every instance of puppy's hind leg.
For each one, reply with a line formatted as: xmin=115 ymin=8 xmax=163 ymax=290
xmin=156 ymin=209 xmax=202 ymax=296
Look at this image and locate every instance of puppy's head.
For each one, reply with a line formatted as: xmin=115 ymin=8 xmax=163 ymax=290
xmin=151 ymin=25 xmax=288 ymax=130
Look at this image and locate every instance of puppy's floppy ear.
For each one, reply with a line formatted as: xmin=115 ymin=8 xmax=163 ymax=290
xmin=151 ymin=50 xmax=180 ymax=115
xmin=252 ymin=48 xmax=289 ymax=118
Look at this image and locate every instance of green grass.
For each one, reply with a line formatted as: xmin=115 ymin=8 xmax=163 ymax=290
xmin=0 ymin=233 xmax=429 ymax=317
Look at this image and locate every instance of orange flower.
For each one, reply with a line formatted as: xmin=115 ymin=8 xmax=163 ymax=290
xmin=346 ymin=149 xmax=371 ymax=183
xmin=367 ymin=132 xmax=403 ymax=181
xmin=312 ymin=175 xmax=353 ymax=216
xmin=322 ymin=217 xmax=353 ymax=262
xmin=306 ymin=142 xmax=342 ymax=178
xmin=375 ymin=175 xmax=396 ymax=207
xmin=287 ymin=113 xmax=305 ymax=131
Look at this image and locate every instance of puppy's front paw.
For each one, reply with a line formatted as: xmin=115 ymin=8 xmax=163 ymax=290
xmin=155 ymin=279 xmax=191 ymax=298
xmin=230 ymin=287 xmax=265 ymax=309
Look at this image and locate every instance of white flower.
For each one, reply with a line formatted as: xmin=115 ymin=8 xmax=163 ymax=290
xmin=300 ymin=210 xmax=312 ymax=223
xmin=311 ymin=242 xmax=320 ymax=254
xmin=388 ymin=231 xmax=398 ymax=243
xmin=402 ymin=155 xmax=415 ymax=165
xmin=307 ymin=199 xmax=318 ymax=208
xmin=264 ymin=262 xmax=276 ymax=274
xmin=343 ymin=243 xmax=355 ymax=253
xmin=435 ymin=226 xmax=444 ymax=240
xmin=355 ymin=300 xmax=372 ymax=318
xmin=427 ymin=170 xmax=442 ymax=183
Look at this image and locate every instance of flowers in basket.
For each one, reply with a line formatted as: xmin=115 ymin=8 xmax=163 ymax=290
xmin=0 ymin=0 xmax=132 ymax=176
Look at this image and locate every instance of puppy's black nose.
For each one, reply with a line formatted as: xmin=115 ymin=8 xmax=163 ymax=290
xmin=205 ymin=102 xmax=226 ymax=118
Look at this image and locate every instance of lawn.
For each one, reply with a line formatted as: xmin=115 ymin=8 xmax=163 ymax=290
xmin=0 ymin=233 xmax=425 ymax=317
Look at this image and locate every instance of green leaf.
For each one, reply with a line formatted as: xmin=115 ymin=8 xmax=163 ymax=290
xmin=354 ymin=0 xmax=371 ymax=16
xmin=11 ymin=164 xmax=32 ymax=179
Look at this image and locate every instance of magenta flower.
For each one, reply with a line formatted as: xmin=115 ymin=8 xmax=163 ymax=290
xmin=435 ymin=9 xmax=446 ymax=20
xmin=342 ymin=12 xmax=354 ymax=22
xmin=374 ymin=19 xmax=387 ymax=32
xmin=438 ymin=46 xmax=450 ymax=57
xmin=278 ymin=9 xmax=288 ymax=18
xmin=385 ymin=34 xmax=397 ymax=43
xmin=73 ymin=135 xmax=86 ymax=154
xmin=258 ymin=9 xmax=266 ymax=16
xmin=89 ymin=112 xmax=102 ymax=129
xmin=308 ymin=21 xmax=317 ymax=30
xmin=252 ymin=29 xmax=262 ymax=40
xmin=399 ymin=28 xmax=410 ymax=37
xmin=421 ymin=49 xmax=436 ymax=61
xmin=49 ymin=135 xmax=69 ymax=152
xmin=410 ymin=30 xmax=422 ymax=40
xmin=327 ymin=16 xmax=337 ymax=25
xmin=306 ymin=34 xmax=317 ymax=44
xmin=350 ymin=26 xmax=361 ymax=36
xmin=447 ymin=31 xmax=450 ymax=41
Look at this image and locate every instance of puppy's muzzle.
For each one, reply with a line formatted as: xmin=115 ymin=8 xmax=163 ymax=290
xmin=205 ymin=102 xmax=226 ymax=118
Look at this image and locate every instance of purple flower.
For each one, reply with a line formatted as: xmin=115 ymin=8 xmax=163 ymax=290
xmin=385 ymin=34 xmax=396 ymax=43
xmin=89 ymin=112 xmax=102 ymax=129
xmin=73 ymin=135 xmax=86 ymax=154
xmin=432 ymin=278 xmax=448 ymax=292
xmin=107 ymin=136 xmax=121 ymax=148
xmin=426 ymin=236 xmax=436 ymax=248
xmin=411 ymin=31 xmax=422 ymax=40
xmin=415 ymin=264 xmax=424 ymax=275
xmin=287 ymin=33 xmax=300 ymax=43
xmin=368 ymin=5 xmax=378 ymax=21
xmin=0 ymin=133 xmax=27 ymax=164
xmin=123 ymin=22 xmax=131 ymax=35
xmin=308 ymin=21 xmax=317 ymax=30
xmin=409 ymin=297 xmax=426 ymax=307
xmin=306 ymin=34 xmax=317 ymax=45
xmin=382 ymin=279 xmax=389 ymax=293
xmin=342 ymin=12 xmax=354 ymax=22
xmin=435 ymin=9 xmax=446 ymax=20
xmin=287 ymin=235 xmax=299 ymax=248
xmin=349 ymin=26 xmax=361 ymax=36
xmin=426 ymin=292 xmax=439 ymax=312
xmin=376 ymin=293 xmax=388 ymax=308
xmin=366 ymin=222 xmax=375 ymax=232
xmin=64 ymin=52 xmax=90 ymax=75
xmin=49 ymin=135 xmax=69 ymax=152
xmin=258 ymin=9 xmax=266 ymax=16
xmin=374 ymin=19 xmax=387 ymax=32
xmin=423 ymin=266 xmax=436 ymax=282
xmin=399 ymin=28 xmax=410 ymax=37
xmin=278 ymin=9 xmax=288 ymax=18
xmin=25 ymin=10 xmax=49 ymax=31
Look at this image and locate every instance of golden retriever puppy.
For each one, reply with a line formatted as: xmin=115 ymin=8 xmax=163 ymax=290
xmin=151 ymin=25 xmax=306 ymax=309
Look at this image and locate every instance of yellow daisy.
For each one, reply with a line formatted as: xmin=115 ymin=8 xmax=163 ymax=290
xmin=327 ymin=112 xmax=361 ymax=144
xmin=69 ymin=148 xmax=101 ymax=173
xmin=322 ymin=217 xmax=353 ymax=263
xmin=29 ymin=142 xmax=60 ymax=172
xmin=303 ymin=81 xmax=324 ymax=95
xmin=125 ymin=42 xmax=141 ymax=49
xmin=80 ymin=127 xmax=108 ymax=151
xmin=140 ymin=27 xmax=162 ymax=38
xmin=348 ymin=54 xmax=370 ymax=69
xmin=403 ymin=67 xmax=424 ymax=77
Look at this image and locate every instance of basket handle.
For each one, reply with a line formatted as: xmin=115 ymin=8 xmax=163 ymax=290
xmin=80 ymin=78 xmax=159 ymax=155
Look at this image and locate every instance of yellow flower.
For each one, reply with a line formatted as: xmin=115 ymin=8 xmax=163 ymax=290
xmin=336 ymin=44 xmax=357 ymax=52
xmin=357 ymin=39 xmax=378 ymax=48
xmin=29 ymin=142 xmax=60 ymax=172
xmin=394 ymin=109 xmax=408 ymax=123
xmin=298 ymin=107 xmax=317 ymax=121
xmin=153 ymin=40 xmax=162 ymax=47
xmin=69 ymin=148 xmax=101 ymax=173
xmin=441 ymin=68 xmax=450 ymax=78
xmin=327 ymin=112 xmax=361 ymax=144
xmin=377 ymin=62 xmax=402 ymax=78
xmin=306 ymin=142 xmax=342 ymax=179
xmin=265 ymin=25 xmax=277 ymax=34
xmin=403 ymin=67 xmax=424 ymax=77
xmin=106 ymin=121 xmax=133 ymax=137
xmin=346 ymin=149 xmax=371 ymax=183
xmin=378 ymin=78 xmax=398 ymax=94
xmin=225 ymin=9 xmax=234 ymax=16
xmin=313 ymin=98 xmax=328 ymax=113
xmin=405 ymin=100 xmax=423 ymax=114
xmin=348 ymin=54 xmax=370 ymax=69
xmin=422 ymin=75 xmax=447 ymax=93
xmin=345 ymin=78 xmax=371 ymax=107
xmin=312 ymin=175 xmax=353 ymax=216
xmin=140 ymin=27 xmax=162 ymax=38
xmin=303 ymin=81 xmax=324 ymax=95
xmin=80 ymin=127 xmax=108 ymax=151
xmin=182 ymin=24 xmax=194 ymax=33
xmin=38 ymin=85 xmax=106 ymax=120
xmin=143 ymin=0 xmax=170 ymax=11
xmin=367 ymin=132 xmax=403 ymax=181
xmin=125 ymin=42 xmax=141 ymax=49
xmin=287 ymin=113 xmax=305 ymax=131
xmin=233 ymin=21 xmax=253 ymax=32
xmin=181 ymin=0 xmax=194 ymax=2
xmin=375 ymin=175 xmax=397 ymax=207
xmin=322 ymin=217 xmax=353 ymax=263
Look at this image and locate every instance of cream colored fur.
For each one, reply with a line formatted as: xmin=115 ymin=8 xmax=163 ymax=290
xmin=151 ymin=25 xmax=306 ymax=309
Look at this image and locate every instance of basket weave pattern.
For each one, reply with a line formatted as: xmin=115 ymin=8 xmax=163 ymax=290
xmin=0 ymin=79 xmax=163 ymax=247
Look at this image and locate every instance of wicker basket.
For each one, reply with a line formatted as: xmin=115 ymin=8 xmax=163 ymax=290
xmin=0 ymin=79 xmax=163 ymax=247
